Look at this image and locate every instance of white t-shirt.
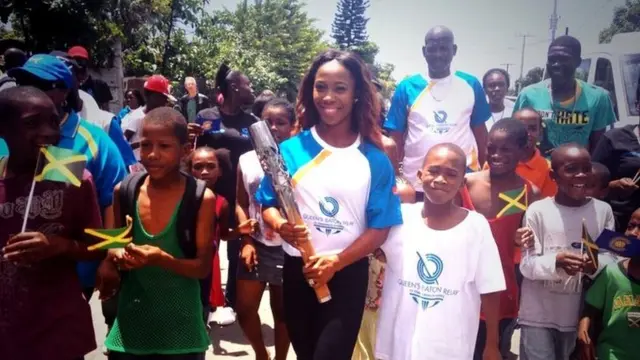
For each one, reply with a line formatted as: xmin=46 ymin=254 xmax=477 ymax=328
xmin=376 ymin=204 xmax=505 ymax=360
xmin=485 ymin=99 xmax=515 ymax=131
xmin=385 ymin=72 xmax=491 ymax=188
xmin=121 ymin=106 xmax=146 ymax=160
xmin=255 ymin=127 xmax=402 ymax=257
xmin=79 ymin=90 xmax=111 ymax=131
xmin=239 ymin=150 xmax=283 ymax=246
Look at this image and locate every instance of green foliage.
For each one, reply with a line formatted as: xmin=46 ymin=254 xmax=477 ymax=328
xmin=599 ymin=0 xmax=640 ymax=43
xmin=516 ymin=67 xmax=544 ymax=93
xmin=331 ymin=0 xmax=370 ymax=49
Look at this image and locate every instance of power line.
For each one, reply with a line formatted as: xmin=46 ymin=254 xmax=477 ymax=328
xmin=516 ymin=33 xmax=534 ymax=92
xmin=501 ymin=63 xmax=515 ymax=73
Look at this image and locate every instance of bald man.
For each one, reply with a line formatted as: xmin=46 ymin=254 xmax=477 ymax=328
xmin=179 ymin=76 xmax=210 ymax=123
xmin=384 ymin=26 xmax=491 ymax=202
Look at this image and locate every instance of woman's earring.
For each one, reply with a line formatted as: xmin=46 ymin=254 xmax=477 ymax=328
xmin=354 ymin=98 xmax=359 ymax=103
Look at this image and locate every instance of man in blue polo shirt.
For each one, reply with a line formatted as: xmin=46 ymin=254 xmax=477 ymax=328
xmin=3 ymin=54 xmax=127 ymax=298
xmin=385 ymin=26 xmax=491 ymax=201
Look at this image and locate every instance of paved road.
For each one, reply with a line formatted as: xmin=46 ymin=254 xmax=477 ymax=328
xmin=87 ymin=241 xmax=519 ymax=359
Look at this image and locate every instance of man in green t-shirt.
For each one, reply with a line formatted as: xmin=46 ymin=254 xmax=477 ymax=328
xmin=514 ymin=36 xmax=616 ymax=156
xmin=577 ymin=208 xmax=640 ymax=360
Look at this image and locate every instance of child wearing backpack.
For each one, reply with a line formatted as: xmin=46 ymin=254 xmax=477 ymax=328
xmin=102 ymin=108 xmax=216 ymax=360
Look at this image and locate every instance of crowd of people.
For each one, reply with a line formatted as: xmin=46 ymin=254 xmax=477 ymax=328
xmin=0 ymin=23 xmax=639 ymax=360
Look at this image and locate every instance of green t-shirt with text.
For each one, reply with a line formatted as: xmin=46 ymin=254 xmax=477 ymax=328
xmin=514 ymin=79 xmax=616 ymax=154
xmin=585 ymin=261 xmax=640 ymax=360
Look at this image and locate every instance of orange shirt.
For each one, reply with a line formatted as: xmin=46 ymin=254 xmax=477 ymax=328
xmin=517 ymin=149 xmax=557 ymax=198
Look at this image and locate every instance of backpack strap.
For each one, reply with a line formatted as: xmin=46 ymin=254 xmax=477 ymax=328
xmin=177 ymin=170 xmax=207 ymax=259
xmin=118 ymin=171 xmax=147 ymax=226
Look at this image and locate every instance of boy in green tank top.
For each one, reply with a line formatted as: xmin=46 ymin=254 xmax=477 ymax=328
xmin=100 ymin=108 xmax=216 ymax=359
xmin=577 ymin=207 xmax=640 ymax=360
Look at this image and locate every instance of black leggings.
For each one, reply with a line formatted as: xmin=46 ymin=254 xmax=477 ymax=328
xmin=283 ymin=255 xmax=368 ymax=360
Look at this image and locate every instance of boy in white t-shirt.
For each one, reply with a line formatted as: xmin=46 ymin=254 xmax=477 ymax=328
xmin=376 ymin=143 xmax=506 ymax=360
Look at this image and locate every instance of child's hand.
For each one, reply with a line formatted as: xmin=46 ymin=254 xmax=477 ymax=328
xmin=240 ymin=240 xmax=258 ymax=272
xmin=556 ymin=252 xmax=585 ymax=276
xmin=482 ymin=345 xmax=501 ymax=360
xmin=577 ymin=327 xmax=596 ymax=360
xmin=610 ymin=177 xmax=638 ymax=196
xmin=238 ymin=219 xmax=258 ymax=236
xmin=515 ymin=227 xmax=534 ymax=249
xmin=583 ymin=254 xmax=598 ymax=275
xmin=276 ymin=222 xmax=310 ymax=249
xmin=121 ymin=244 xmax=163 ymax=269
xmin=3 ymin=232 xmax=70 ymax=263
xmin=97 ymin=257 xmax=120 ymax=300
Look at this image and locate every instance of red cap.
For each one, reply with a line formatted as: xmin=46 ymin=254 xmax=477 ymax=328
xmin=68 ymin=46 xmax=89 ymax=60
xmin=144 ymin=75 xmax=176 ymax=102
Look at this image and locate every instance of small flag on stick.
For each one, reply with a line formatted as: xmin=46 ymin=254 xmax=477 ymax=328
xmin=86 ymin=216 xmax=133 ymax=251
xmin=34 ymin=146 xmax=86 ymax=187
xmin=596 ymin=229 xmax=640 ymax=258
xmin=582 ymin=220 xmax=599 ymax=269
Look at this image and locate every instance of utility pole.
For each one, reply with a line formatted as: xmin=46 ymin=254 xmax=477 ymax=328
xmin=517 ymin=34 xmax=533 ymax=93
xmin=550 ymin=0 xmax=559 ymax=42
xmin=501 ymin=63 xmax=515 ymax=74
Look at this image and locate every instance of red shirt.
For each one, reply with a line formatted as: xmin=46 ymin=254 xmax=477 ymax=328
xmin=461 ymin=186 xmax=525 ymax=320
xmin=0 ymin=171 xmax=101 ymax=360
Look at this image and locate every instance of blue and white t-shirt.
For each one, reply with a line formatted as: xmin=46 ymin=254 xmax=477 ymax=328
xmin=255 ymin=127 xmax=402 ymax=257
xmin=384 ymin=72 xmax=491 ymax=189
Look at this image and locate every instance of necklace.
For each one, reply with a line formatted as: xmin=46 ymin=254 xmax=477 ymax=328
xmin=427 ymin=76 xmax=453 ymax=103
xmin=547 ymin=80 xmax=579 ymax=120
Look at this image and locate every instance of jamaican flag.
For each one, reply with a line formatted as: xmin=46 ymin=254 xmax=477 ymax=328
xmin=582 ymin=221 xmax=599 ymax=268
xmin=86 ymin=215 xmax=133 ymax=251
xmin=34 ymin=146 xmax=86 ymax=187
xmin=496 ymin=187 xmax=527 ymax=218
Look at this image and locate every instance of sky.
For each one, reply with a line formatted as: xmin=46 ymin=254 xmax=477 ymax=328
xmin=209 ymin=0 xmax=626 ymax=82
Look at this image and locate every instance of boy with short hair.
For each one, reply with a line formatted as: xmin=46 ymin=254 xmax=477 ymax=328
xmin=587 ymin=162 xmax=611 ymax=201
xmin=577 ymin=207 xmax=640 ymax=360
xmin=102 ymin=108 xmax=215 ymax=359
xmin=376 ymin=143 xmax=505 ymax=360
xmin=513 ymin=108 xmax=557 ymax=198
xmin=519 ymin=144 xmax=615 ymax=360
xmin=0 ymin=87 xmax=104 ymax=360
xmin=461 ymin=118 xmax=538 ymax=359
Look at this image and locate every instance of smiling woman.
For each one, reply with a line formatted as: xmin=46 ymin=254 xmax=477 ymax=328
xmin=256 ymin=49 xmax=403 ymax=360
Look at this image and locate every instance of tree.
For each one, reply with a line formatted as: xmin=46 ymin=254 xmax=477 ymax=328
xmin=515 ymin=67 xmax=544 ymax=92
xmin=599 ymin=0 xmax=640 ymax=43
xmin=207 ymin=0 xmax=328 ymax=100
xmin=370 ymin=62 xmax=396 ymax=99
xmin=331 ymin=0 xmax=370 ymax=50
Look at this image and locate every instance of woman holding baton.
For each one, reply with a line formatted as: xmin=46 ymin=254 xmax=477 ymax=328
xmin=256 ymin=49 xmax=402 ymax=360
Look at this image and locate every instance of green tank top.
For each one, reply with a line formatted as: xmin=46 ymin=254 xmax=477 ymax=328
xmin=105 ymin=201 xmax=210 ymax=355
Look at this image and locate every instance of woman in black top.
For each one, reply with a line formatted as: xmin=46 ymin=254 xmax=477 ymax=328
xmin=192 ymin=63 xmax=256 ymax=324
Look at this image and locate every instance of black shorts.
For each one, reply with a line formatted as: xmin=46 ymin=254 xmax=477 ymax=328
xmin=236 ymin=240 xmax=284 ymax=286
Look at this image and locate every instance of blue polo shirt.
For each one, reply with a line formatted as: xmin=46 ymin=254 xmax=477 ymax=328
xmin=57 ymin=111 xmax=128 ymax=209
xmin=60 ymin=112 xmax=128 ymax=289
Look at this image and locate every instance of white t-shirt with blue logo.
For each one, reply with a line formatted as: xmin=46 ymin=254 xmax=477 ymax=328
xmin=385 ymin=72 xmax=491 ymax=189
xmin=376 ymin=204 xmax=505 ymax=360
xmin=255 ymin=126 xmax=402 ymax=257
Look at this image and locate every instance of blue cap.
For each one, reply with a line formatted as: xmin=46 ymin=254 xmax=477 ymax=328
xmin=8 ymin=54 xmax=74 ymax=89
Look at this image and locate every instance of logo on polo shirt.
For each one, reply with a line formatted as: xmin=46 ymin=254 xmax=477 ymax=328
xmin=396 ymin=252 xmax=459 ymax=311
xmin=427 ymin=110 xmax=454 ymax=134
xmin=303 ymin=196 xmax=354 ymax=236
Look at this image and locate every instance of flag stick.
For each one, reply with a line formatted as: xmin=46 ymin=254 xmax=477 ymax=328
xmin=21 ymin=151 xmax=42 ymax=232
xmin=576 ymin=240 xmax=584 ymax=292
